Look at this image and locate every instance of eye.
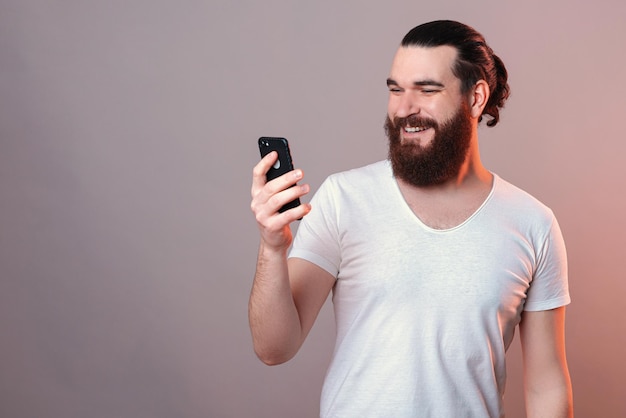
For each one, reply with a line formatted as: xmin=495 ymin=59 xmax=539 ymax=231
xmin=420 ymin=86 xmax=443 ymax=95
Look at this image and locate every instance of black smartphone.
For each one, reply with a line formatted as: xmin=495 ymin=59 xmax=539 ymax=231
xmin=258 ymin=137 xmax=301 ymax=213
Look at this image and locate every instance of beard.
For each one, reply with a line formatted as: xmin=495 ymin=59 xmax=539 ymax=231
xmin=385 ymin=101 xmax=473 ymax=187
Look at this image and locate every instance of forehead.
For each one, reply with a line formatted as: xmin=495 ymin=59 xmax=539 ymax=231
xmin=389 ymin=45 xmax=459 ymax=85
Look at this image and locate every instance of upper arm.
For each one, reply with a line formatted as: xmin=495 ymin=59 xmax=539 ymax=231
xmin=288 ymin=257 xmax=336 ymax=343
xmin=519 ymin=307 xmax=573 ymax=417
xmin=520 ymin=307 xmax=568 ymax=371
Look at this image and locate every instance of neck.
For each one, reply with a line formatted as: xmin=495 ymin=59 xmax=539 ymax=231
xmin=399 ymin=134 xmax=492 ymax=194
xmin=449 ymin=141 xmax=491 ymax=187
xmin=395 ymin=141 xmax=494 ymax=230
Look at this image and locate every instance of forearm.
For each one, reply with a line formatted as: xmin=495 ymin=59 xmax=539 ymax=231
xmin=521 ymin=308 xmax=573 ymax=418
xmin=525 ymin=378 xmax=573 ymax=418
xmin=248 ymin=242 xmax=303 ymax=365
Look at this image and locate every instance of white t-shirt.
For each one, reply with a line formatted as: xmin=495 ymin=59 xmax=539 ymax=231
xmin=289 ymin=160 xmax=570 ymax=418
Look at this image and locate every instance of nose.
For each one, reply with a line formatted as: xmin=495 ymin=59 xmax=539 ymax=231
xmin=392 ymin=92 xmax=420 ymax=119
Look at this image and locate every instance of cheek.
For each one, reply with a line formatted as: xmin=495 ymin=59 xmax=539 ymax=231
xmin=387 ymin=97 xmax=397 ymax=118
xmin=434 ymin=101 xmax=459 ymax=122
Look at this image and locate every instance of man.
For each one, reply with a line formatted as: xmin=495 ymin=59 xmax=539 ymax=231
xmin=249 ymin=20 xmax=573 ymax=418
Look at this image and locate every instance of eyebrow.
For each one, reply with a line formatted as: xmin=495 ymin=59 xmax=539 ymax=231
xmin=386 ymin=78 xmax=445 ymax=88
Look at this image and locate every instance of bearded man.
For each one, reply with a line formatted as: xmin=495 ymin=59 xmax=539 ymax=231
xmin=249 ymin=20 xmax=573 ymax=418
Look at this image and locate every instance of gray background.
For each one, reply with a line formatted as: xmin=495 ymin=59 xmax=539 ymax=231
xmin=1 ymin=0 xmax=625 ymax=417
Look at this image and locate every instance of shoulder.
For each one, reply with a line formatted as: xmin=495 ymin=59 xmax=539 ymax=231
xmin=491 ymin=174 xmax=556 ymax=223
xmin=325 ymin=160 xmax=392 ymax=188
xmin=310 ymin=160 xmax=396 ymax=214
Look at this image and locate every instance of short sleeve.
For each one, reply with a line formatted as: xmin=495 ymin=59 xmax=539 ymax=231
xmin=524 ymin=215 xmax=571 ymax=311
xmin=289 ymin=176 xmax=341 ymax=278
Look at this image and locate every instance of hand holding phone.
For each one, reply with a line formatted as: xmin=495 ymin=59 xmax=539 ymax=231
xmin=258 ymin=137 xmax=302 ymax=214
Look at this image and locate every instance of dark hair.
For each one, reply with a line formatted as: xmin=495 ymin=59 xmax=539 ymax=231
xmin=401 ymin=20 xmax=510 ymax=127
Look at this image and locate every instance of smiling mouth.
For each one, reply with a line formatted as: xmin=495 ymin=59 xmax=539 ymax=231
xmin=404 ymin=126 xmax=430 ymax=133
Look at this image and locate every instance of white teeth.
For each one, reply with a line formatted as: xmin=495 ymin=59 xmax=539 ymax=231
xmin=405 ymin=126 xmax=428 ymax=133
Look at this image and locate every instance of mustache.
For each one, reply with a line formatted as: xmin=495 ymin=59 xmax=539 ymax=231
xmin=385 ymin=114 xmax=439 ymax=139
xmin=393 ymin=114 xmax=438 ymax=129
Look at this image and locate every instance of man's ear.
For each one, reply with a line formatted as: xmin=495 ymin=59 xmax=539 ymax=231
xmin=469 ymin=80 xmax=490 ymax=119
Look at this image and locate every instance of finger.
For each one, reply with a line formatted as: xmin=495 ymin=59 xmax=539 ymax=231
xmin=277 ymin=201 xmax=312 ymax=224
xmin=266 ymin=183 xmax=310 ymax=214
xmin=251 ymin=151 xmax=279 ymax=193
xmin=261 ymin=201 xmax=312 ymax=233
xmin=265 ymin=169 xmax=304 ymax=197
